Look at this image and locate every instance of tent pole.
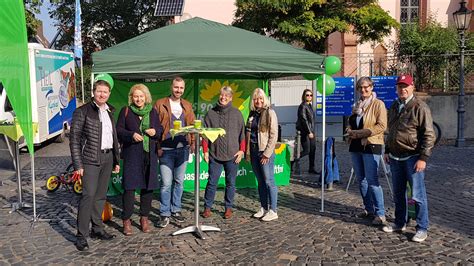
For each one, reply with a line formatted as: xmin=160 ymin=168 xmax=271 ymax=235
xmin=320 ymin=74 xmax=326 ymax=213
xmin=31 ymin=153 xmax=37 ymax=220
xmin=80 ymin=57 xmax=85 ymax=103
xmin=15 ymin=140 xmax=22 ymax=205
xmin=194 ymin=78 xmax=199 ymax=118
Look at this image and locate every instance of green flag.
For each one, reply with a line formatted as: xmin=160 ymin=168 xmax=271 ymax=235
xmin=0 ymin=0 xmax=34 ymax=154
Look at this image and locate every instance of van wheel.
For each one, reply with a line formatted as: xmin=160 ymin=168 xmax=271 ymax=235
xmin=55 ymin=131 xmax=66 ymax=143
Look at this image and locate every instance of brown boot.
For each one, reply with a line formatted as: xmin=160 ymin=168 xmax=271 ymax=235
xmin=202 ymin=208 xmax=212 ymax=218
xmin=140 ymin=216 xmax=151 ymax=233
xmin=224 ymin=208 xmax=233 ymax=219
xmin=123 ymin=219 xmax=132 ymax=236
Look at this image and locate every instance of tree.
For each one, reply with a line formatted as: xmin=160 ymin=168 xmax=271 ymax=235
xmin=25 ymin=0 xmax=43 ymax=39
xmin=233 ymin=0 xmax=399 ymax=53
xmin=49 ymin=0 xmax=169 ymax=64
xmin=395 ymin=18 xmax=460 ymax=91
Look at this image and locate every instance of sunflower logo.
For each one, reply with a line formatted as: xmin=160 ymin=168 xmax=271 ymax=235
xmin=200 ymin=80 xmax=246 ymax=109
xmin=274 ymin=143 xmax=286 ymax=155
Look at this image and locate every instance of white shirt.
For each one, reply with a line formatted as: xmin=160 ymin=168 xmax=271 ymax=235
xmin=356 ymin=116 xmax=362 ymax=128
xmin=96 ymin=103 xmax=113 ymax=150
xmin=170 ymin=98 xmax=183 ymax=119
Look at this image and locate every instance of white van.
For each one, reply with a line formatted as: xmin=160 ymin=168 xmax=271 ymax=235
xmin=0 ymin=44 xmax=77 ymax=145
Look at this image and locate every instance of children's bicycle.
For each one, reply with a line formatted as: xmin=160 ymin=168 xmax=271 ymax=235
xmin=46 ymin=163 xmax=82 ymax=194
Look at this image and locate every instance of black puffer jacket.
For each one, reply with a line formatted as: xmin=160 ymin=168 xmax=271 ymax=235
xmin=69 ymin=102 xmax=120 ymax=170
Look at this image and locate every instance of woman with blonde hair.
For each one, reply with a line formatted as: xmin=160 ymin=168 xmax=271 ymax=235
xmin=116 ymin=84 xmax=162 ymax=235
xmin=346 ymin=77 xmax=387 ymax=226
xmin=246 ymin=88 xmax=279 ymax=221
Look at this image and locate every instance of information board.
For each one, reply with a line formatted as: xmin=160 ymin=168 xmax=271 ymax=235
xmin=371 ymin=76 xmax=398 ymax=109
xmin=316 ymin=77 xmax=355 ymax=116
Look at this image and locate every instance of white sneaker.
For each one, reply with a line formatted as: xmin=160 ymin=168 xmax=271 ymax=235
xmin=261 ymin=210 xmax=278 ymax=222
xmin=253 ymin=207 xmax=266 ymax=218
xmin=412 ymin=230 xmax=428 ymax=242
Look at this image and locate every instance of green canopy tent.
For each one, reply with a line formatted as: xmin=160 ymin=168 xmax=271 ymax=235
xmin=92 ymin=17 xmax=324 ymax=80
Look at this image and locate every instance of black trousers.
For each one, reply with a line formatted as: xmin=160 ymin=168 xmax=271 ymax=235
xmin=300 ymin=132 xmax=316 ymax=170
xmin=122 ymin=189 xmax=154 ymax=219
xmin=77 ymin=152 xmax=113 ymax=237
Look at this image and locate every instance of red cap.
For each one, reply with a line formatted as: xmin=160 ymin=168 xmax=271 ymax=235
xmin=396 ymin=74 xmax=414 ymax=86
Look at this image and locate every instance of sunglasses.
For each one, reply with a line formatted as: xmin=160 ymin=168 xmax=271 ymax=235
xmin=305 ymin=94 xmax=313 ymax=97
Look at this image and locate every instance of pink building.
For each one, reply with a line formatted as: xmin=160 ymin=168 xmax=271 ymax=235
xmin=328 ymin=0 xmax=473 ymax=76
xmin=173 ymin=0 xmax=236 ymax=24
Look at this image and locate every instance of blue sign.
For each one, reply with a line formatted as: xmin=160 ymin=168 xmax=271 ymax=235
xmin=371 ymin=76 xmax=398 ymax=109
xmin=316 ymin=77 xmax=355 ymax=116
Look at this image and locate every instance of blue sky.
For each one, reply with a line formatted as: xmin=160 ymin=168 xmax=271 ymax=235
xmin=37 ymin=0 xmax=58 ymax=42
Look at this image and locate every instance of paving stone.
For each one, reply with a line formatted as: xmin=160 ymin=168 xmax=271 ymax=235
xmin=0 ymin=140 xmax=473 ymax=263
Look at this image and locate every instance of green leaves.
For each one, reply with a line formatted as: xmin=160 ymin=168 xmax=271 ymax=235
xmin=49 ymin=0 xmax=169 ymax=64
xmin=233 ymin=0 xmax=398 ymax=53
xmin=397 ymin=18 xmax=458 ymax=57
xmin=24 ymin=0 xmax=43 ymax=38
xmin=395 ymin=17 xmax=463 ymax=91
xmin=351 ymin=4 xmax=398 ymax=43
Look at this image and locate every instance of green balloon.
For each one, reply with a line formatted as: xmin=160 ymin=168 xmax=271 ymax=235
xmin=316 ymin=74 xmax=336 ymax=95
xmin=324 ymin=56 xmax=342 ymax=75
xmin=303 ymin=73 xmax=320 ymax=80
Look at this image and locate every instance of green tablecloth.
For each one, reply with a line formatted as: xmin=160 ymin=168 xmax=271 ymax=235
xmin=0 ymin=122 xmax=38 ymax=142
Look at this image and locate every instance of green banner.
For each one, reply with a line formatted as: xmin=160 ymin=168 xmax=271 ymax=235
xmin=108 ymin=79 xmax=260 ymax=122
xmin=0 ymin=0 xmax=34 ymax=153
xmin=107 ymin=143 xmax=290 ymax=196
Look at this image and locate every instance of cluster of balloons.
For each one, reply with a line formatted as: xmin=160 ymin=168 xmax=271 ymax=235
xmin=303 ymin=56 xmax=342 ymax=95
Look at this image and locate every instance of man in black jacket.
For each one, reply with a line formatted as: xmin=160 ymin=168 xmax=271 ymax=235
xmin=296 ymin=89 xmax=318 ymax=174
xmin=69 ymin=73 xmax=120 ymax=251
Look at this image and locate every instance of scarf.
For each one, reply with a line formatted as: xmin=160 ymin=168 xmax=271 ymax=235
xmin=215 ymin=101 xmax=232 ymax=112
xmin=129 ymin=103 xmax=153 ymax=152
xmin=258 ymin=107 xmax=272 ymax=133
xmin=352 ymin=92 xmax=377 ymax=117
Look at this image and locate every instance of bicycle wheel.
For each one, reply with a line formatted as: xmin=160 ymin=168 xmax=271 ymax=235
xmin=46 ymin=175 xmax=60 ymax=192
xmin=73 ymin=179 xmax=83 ymax=195
xmin=433 ymin=121 xmax=441 ymax=145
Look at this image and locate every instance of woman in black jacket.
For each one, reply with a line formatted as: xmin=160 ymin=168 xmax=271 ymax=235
xmin=116 ymin=84 xmax=162 ymax=236
xmin=296 ymin=89 xmax=317 ymax=174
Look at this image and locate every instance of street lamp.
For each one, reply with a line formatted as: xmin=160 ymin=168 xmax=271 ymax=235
xmin=453 ymin=0 xmax=472 ymax=147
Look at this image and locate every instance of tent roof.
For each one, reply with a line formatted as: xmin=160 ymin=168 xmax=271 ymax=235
xmin=92 ymin=17 xmax=324 ymax=79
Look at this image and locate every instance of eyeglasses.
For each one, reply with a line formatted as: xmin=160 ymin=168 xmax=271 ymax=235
xmin=305 ymin=94 xmax=313 ymax=97
xmin=359 ymin=85 xmax=371 ymax=89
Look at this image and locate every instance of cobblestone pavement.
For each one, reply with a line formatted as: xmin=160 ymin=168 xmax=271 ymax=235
xmin=0 ymin=139 xmax=473 ymax=264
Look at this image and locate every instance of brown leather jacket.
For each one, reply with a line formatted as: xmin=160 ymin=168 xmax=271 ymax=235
xmin=154 ymin=97 xmax=196 ymax=145
xmin=386 ymin=96 xmax=435 ymax=161
xmin=347 ymin=99 xmax=387 ymax=146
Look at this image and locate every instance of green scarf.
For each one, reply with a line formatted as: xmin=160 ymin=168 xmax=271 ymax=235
xmin=129 ymin=103 xmax=153 ymax=152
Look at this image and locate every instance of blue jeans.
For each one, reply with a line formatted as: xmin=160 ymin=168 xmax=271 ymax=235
xmin=390 ymin=156 xmax=429 ymax=231
xmin=250 ymin=147 xmax=278 ymax=211
xmin=351 ymin=152 xmax=385 ymax=217
xmin=159 ymin=147 xmax=189 ymax=217
xmin=204 ymin=157 xmax=238 ymax=209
